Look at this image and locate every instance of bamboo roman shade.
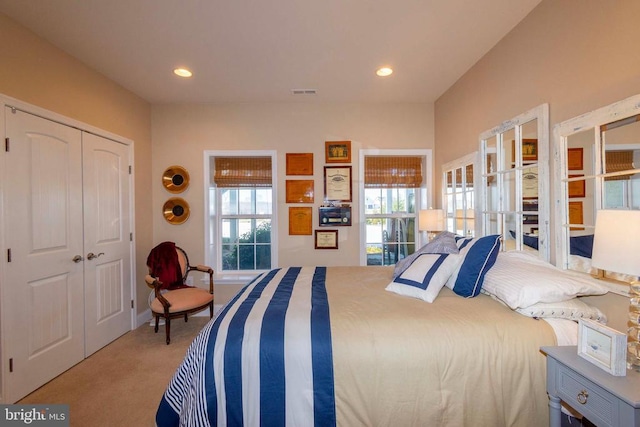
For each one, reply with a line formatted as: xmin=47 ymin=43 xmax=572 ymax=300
xmin=364 ymin=156 xmax=423 ymax=188
xmin=213 ymin=156 xmax=272 ymax=187
xmin=604 ymin=150 xmax=634 ymax=181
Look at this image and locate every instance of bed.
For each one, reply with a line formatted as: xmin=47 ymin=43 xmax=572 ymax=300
xmin=156 ymin=234 xmax=609 ymax=427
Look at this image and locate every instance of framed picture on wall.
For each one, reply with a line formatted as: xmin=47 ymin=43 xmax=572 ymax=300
xmin=512 ymin=139 xmax=538 ymax=162
xmin=286 ymin=153 xmax=314 ymax=175
xmin=288 ymin=207 xmax=312 ymax=235
xmin=285 ymin=180 xmax=314 ymax=203
xmin=314 ymin=229 xmax=338 ymax=249
xmin=324 ymin=166 xmax=352 ymax=202
xmin=568 ymin=201 xmax=584 ymax=230
xmin=568 ymin=148 xmax=584 ymax=170
xmin=568 ymin=175 xmax=586 ymax=198
xmin=325 ymin=141 xmax=351 ymax=163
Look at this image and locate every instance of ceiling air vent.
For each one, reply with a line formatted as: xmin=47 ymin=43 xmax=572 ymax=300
xmin=291 ymin=89 xmax=317 ymax=95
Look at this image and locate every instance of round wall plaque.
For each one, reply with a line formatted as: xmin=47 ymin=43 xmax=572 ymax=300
xmin=162 ymin=165 xmax=190 ymax=193
xmin=163 ymin=197 xmax=190 ymax=224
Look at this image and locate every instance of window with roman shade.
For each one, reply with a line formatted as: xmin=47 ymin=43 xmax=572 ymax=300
xmin=213 ymin=156 xmax=272 ymax=187
xmin=207 ymin=153 xmax=275 ymax=273
xmin=604 ymin=150 xmax=634 ymax=181
xmin=362 ymin=152 xmax=430 ymax=267
xmin=364 ymin=156 xmax=423 ymax=188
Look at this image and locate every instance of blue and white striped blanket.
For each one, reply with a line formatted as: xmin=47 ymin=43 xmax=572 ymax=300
xmin=156 ymin=267 xmax=336 ymax=427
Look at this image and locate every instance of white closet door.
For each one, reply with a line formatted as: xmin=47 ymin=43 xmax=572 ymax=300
xmin=3 ymin=108 xmax=85 ymax=403
xmin=82 ymin=132 xmax=132 ymax=356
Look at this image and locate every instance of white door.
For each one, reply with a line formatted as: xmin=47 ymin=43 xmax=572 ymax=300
xmin=3 ymin=108 xmax=85 ymax=403
xmin=82 ymin=132 xmax=132 ymax=356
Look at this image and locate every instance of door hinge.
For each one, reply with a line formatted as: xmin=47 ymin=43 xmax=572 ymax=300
xmin=7 ymin=248 xmax=11 ymax=263
xmin=5 ymin=137 xmax=9 ymax=152
xmin=131 ymin=300 xmax=134 ymax=309
xmin=129 ymin=165 xmax=132 ymax=174
xmin=130 ymin=232 xmax=133 ymax=242
xmin=9 ymin=358 xmax=13 ymax=373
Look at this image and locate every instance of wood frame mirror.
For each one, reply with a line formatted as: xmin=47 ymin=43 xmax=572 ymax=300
xmin=479 ymin=104 xmax=550 ymax=261
xmin=553 ymin=94 xmax=640 ymax=291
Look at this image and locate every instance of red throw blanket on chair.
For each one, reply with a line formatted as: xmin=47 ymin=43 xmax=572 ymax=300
xmin=146 ymin=241 xmax=187 ymax=290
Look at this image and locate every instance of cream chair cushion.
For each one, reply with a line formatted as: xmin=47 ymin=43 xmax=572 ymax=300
xmin=150 ymin=287 xmax=213 ymax=314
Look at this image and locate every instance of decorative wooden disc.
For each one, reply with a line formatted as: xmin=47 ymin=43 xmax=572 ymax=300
xmin=162 ymin=165 xmax=190 ymax=193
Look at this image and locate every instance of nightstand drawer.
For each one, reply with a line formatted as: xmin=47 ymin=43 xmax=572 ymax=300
xmin=556 ymin=363 xmax=616 ymax=427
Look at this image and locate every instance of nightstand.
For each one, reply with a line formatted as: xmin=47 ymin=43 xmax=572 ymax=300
xmin=542 ymin=346 xmax=640 ymax=427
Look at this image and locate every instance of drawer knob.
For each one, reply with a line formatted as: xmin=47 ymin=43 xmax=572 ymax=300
xmin=577 ymin=390 xmax=589 ymax=405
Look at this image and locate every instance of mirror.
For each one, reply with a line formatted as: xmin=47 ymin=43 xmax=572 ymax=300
xmin=479 ymin=104 xmax=549 ymax=261
xmin=554 ymin=95 xmax=640 ymax=281
xmin=443 ymin=154 xmax=475 ymax=237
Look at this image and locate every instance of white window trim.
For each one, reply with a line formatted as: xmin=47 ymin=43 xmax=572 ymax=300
xmin=203 ymin=150 xmax=278 ymax=277
xmin=358 ymin=148 xmax=433 ymax=266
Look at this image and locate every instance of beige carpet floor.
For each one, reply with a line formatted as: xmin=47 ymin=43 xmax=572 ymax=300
xmin=18 ymin=316 xmax=210 ymax=427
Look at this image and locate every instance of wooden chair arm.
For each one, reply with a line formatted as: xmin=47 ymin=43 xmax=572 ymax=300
xmin=144 ymin=275 xmax=171 ymax=311
xmin=186 ymin=265 xmax=215 ymax=293
xmin=145 ymin=274 xmax=158 ymax=287
xmin=194 ymin=264 xmax=213 ymax=274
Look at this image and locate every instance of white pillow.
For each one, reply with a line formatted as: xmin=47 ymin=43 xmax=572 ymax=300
xmin=386 ymin=253 xmax=462 ymax=303
xmin=482 ymin=251 xmax=608 ymax=309
xmin=514 ymin=298 xmax=607 ymax=323
xmin=392 ymin=232 xmax=459 ymax=279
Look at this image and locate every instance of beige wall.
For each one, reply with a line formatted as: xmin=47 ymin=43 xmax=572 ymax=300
xmin=152 ymin=103 xmax=434 ymax=268
xmin=434 ymin=0 xmax=640 ymax=331
xmin=435 ymin=0 xmax=640 ymax=236
xmin=0 ymin=13 xmax=153 ymax=317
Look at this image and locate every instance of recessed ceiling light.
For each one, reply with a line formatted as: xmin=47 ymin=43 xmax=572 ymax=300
xmin=376 ymin=67 xmax=393 ymax=77
xmin=173 ymin=68 xmax=193 ymax=78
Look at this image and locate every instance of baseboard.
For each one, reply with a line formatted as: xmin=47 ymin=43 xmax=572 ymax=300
xmin=136 ymin=308 xmax=152 ymax=328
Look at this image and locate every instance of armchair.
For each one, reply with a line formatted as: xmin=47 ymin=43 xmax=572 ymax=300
xmin=145 ymin=242 xmax=214 ymax=344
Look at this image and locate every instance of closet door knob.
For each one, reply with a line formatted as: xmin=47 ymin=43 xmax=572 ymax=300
xmin=72 ymin=255 xmax=83 ymax=263
xmin=87 ymin=252 xmax=104 ymax=260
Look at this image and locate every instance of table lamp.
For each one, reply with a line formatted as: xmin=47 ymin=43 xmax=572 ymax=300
xmin=419 ymin=209 xmax=444 ymax=241
xmin=591 ymin=209 xmax=640 ymax=370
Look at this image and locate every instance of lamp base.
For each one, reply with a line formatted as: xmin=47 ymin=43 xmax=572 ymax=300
xmin=628 ymin=281 xmax=640 ymax=370
xmin=628 ymin=342 xmax=640 ymax=371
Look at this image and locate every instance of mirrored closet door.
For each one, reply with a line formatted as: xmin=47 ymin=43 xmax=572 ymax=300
xmin=553 ymin=94 xmax=640 ymax=279
xmin=479 ymin=104 xmax=550 ymax=261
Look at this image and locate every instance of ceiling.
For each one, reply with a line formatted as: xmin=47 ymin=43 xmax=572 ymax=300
xmin=0 ymin=0 xmax=541 ymax=105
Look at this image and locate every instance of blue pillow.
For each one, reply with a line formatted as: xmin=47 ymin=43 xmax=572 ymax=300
xmin=446 ymin=235 xmax=501 ymax=298
xmin=570 ymin=234 xmax=594 ymax=258
xmin=386 ymin=253 xmax=462 ymax=303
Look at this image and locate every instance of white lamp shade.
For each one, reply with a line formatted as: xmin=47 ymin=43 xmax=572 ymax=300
xmin=419 ymin=209 xmax=444 ymax=232
xmin=591 ymin=209 xmax=640 ymax=277
xmin=455 ymin=209 xmax=475 ymax=230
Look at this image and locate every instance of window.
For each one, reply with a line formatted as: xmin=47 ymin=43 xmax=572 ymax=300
xmin=205 ymin=151 xmax=277 ymax=274
xmin=359 ymin=150 xmax=432 ymax=266
xmin=442 ymin=153 xmax=476 ymax=237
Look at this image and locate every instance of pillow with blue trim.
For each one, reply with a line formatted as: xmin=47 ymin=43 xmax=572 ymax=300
xmin=445 ymin=234 xmax=501 ymax=298
xmin=392 ymin=231 xmax=459 ymax=279
xmin=386 ymin=252 xmax=462 ymax=303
